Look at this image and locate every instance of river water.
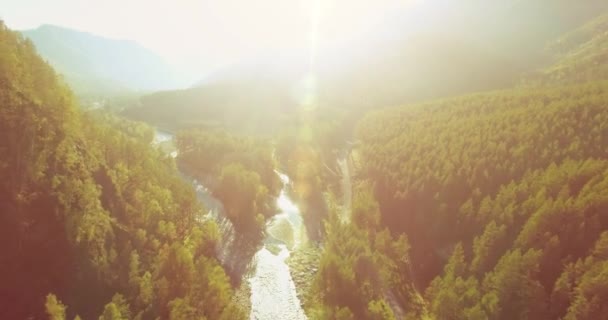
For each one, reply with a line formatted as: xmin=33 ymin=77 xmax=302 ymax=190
xmin=153 ymin=130 xmax=307 ymax=320
xmin=249 ymin=172 xmax=307 ymax=320
xmin=153 ymin=129 xmax=173 ymax=144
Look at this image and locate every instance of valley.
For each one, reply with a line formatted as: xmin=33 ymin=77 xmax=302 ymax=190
xmin=2 ymin=2 xmax=608 ymax=319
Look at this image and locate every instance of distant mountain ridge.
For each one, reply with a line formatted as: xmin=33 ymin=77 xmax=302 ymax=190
xmin=21 ymin=24 xmax=178 ymax=96
xmin=541 ymin=14 xmax=608 ymax=84
xmin=123 ymin=0 xmax=608 ymax=132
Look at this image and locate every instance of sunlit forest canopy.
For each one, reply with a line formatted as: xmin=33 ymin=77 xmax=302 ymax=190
xmin=0 ymin=23 xmax=244 ymax=319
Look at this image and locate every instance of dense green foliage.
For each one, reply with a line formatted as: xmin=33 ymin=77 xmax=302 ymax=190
xmin=306 ymin=184 xmax=423 ymax=319
xmin=353 ymin=67 xmax=608 ymax=320
xmin=0 ymin=22 xmax=243 ymax=319
xmin=357 ymin=81 xmax=608 ymax=284
xmin=425 ymin=159 xmax=608 ymax=319
xmin=176 ymin=129 xmax=279 ymax=237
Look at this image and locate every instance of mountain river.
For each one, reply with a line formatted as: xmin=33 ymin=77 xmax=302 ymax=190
xmin=153 ymin=130 xmax=307 ymax=320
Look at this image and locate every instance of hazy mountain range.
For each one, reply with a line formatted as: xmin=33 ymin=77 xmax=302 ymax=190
xmin=20 ymin=0 xmax=608 ymax=113
xmin=21 ymin=24 xmax=182 ymax=95
xmin=123 ymin=0 xmax=608 ymax=131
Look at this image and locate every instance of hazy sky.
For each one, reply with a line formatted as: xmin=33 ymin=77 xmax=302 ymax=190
xmin=1 ymin=0 xmax=418 ymax=71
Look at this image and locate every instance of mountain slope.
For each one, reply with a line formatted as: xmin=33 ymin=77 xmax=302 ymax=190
xmin=21 ymin=24 xmax=178 ymax=96
xmin=347 ymin=14 xmax=608 ymax=317
xmin=123 ymin=78 xmax=298 ymax=133
xmin=0 ymin=22 xmax=243 ymax=319
xmin=535 ymin=14 xmax=608 ymax=84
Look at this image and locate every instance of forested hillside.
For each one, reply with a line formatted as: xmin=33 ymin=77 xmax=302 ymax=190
xmin=529 ymin=13 xmax=608 ymax=85
xmin=350 ymin=22 xmax=608 ymax=318
xmin=0 ymin=22 xmax=243 ymax=319
xmin=122 ymin=81 xmax=298 ymax=134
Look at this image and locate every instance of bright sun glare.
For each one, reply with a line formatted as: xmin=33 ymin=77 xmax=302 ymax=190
xmin=3 ymin=0 xmax=419 ymax=71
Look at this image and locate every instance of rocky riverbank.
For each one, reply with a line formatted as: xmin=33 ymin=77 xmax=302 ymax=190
xmin=286 ymin=245 xmax=322 ymax=312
